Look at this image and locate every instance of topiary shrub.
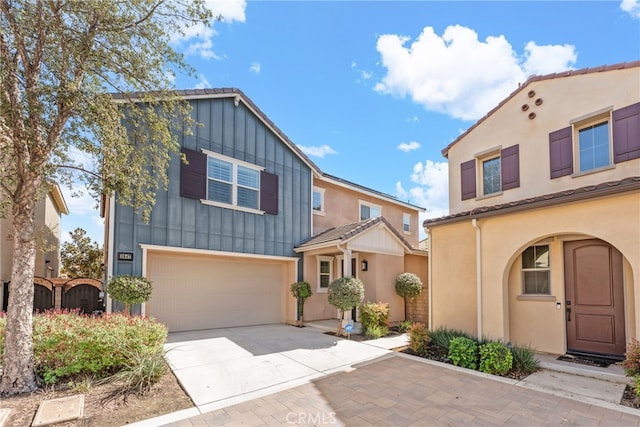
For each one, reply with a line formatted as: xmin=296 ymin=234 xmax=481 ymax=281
xmin=290 ymin=281 xmax=313 ymax=327
xmin=328 ymin=276 xmax=364 ymax=335
xmin=360 ymin=301 xmax=389 ymax=333
xmin=448 ymin=336 xmax=478 ymax=370
xmin=408 ymin=322 xmax=428 ymax=355
xmin=395 ymin=272 xmax=423 ymax=321
xmin=107 ymin=275 xmax=153 ymax=315
xmin=479 ymin=341 xmax=513 ymax=375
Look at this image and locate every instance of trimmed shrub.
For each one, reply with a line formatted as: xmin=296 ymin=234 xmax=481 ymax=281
xmin=623 ymin=338 xmax=640 ymax=377
xmin=394 ymin=272 xmax=423 ymax=300
xmin=479 ymin=342 xmax=513 ymax=375
xmin=510 ymin=343 xmax=539 ymax=375
xmin=408 ymin=322 xmax=428 ymax=355
xmin=365 ymin=324 xmax=389 ymax=339
xmin=398 ymin=320 xmax=412 ymax=333
xmin=429 ymin=327 xmax=476 ymax=351
xmin=107 ymin=275 xmax=153 ymax=314
xmin=328 ymin=276 xmax=364 ymax=335
xmin=106 ymin=346 xmax=168 ymax=396
xmin=290 ymin=281 xmax=313 ymax=326
xmin=360 ymin=302 xmax=389 ymax=332
xmin=448 ymin=336 xmax=478 ymax=370
xmin=0 ymin=310 xmax=167 ymax=385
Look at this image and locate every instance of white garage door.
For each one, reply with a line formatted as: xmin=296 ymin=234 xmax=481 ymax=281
xmin=146 ymin=251 xmax=286 ymax=332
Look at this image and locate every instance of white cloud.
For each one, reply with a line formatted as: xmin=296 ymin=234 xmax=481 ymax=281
xmin=406 ymin=116 xmax=419 ymax=123
xmin=297 ymin=144 xmax=338 ymax=158
xmin=194 ymin=74 xmax=211 ymax=89
xmin=361 ymin=70 xmax=372 ymax=80
xmin=621 ymin=0 xmax=640 ymax=18
xmin=250 ymin=62 xmax=261 ymax=74
xmin=375 ymin=25 xmax=577 ymax=121
xmin=172 ymin=0 xmax=247 ymax=60
xmin=396 ymin=160 xmax=449 ymax=221
xmin=60 ymin=184 xmax=99 ymax=216
xmin=397 ymin=141 xmax=421 ymax=152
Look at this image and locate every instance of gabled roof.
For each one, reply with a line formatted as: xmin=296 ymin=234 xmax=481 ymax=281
xmin=441 ymin=60 xmax=640 ymax=158
xmin=294 ymin=216 xmax=414 ymax=253
xmin=113 ymin=88 xmax=426 ymax=212
xmin=424 ymin=176 xmax=640 ymax=227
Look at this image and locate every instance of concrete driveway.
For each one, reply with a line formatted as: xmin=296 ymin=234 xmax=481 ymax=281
xmin=164 ymin=324 xmax=394 ymax=412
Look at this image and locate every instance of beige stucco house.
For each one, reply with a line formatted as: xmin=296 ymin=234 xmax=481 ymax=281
xmin=424 ymin=61 xmax=640 ymax=359
xmin=1 ymin=184 xmax=69 ymax=311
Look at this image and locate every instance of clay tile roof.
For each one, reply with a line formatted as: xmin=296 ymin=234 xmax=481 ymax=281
xmin=441 ymin=60 xmax=640 ymax=157
xmin=295 ymin=216 xmax=413 ymax=251
xmin=423 ymin=176 xmax=640 ymax=227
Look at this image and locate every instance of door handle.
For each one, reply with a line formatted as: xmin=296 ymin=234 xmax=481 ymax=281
xmin=566 ymin=307 xmax=571 ymax=322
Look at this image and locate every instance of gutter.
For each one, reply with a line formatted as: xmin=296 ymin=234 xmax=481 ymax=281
xmin=472 ymin=219 xmax=483 ymax=338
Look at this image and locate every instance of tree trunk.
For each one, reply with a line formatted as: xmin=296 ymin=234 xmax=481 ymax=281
xmin=1 ymin=193 xmax=39 ymax=394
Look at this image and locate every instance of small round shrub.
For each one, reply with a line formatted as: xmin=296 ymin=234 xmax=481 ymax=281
xmin=360 ymin=301 xmax=389 ymax=331
xmin=479 ymin=341 xmax=513 ymax=375
xmin=328 ymin=277 xmax=364 ymax=312
xmin=107 ymin=275 xmax=153 ymax=313
xmin=395 ymin=272 xmax=423 ymax=300
xmin=408 ymin=322 xmax=429 ymax=355
xmin=290 ymin=281 xmax=313 ymax=326
xmin=448 ymin=336 xmax=478 ymax=370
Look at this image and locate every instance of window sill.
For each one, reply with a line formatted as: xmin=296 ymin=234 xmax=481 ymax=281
xmin=403 ymin=230 xmax=411 ymax=235
xmin=313 ymin=210 xmax=326 ymax=216
xmin=571 ymin=164 xmax=615 ymax=178
xmin=476 ymin=191 xmax=503 ymax=201
xmin=200 ymin=199 xmax=265 ymax=215
xmin=516 ymin=295 xmax=556 ymax=302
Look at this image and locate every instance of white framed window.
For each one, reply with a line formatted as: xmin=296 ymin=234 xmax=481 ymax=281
xmin=203 ymin=150 xmax=263 ymax=213
xmin=403 ymin=213 xmax=411 ymax=233
xmin=312 ymin=187 xmax=325 ymax=215
xmin=317 ymin=256 xmax=333 ymax=292
xmin=359 ymin=200 xmax=381 ymax=220
xmin=522 ymin=245 xmax=550 ymax=295
xmin=577 ymin=120 xmax=611 ymax=173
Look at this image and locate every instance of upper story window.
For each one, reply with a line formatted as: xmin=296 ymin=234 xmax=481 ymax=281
xmin=460 ymin=144 xmax=519 ymax=201
xmin=578 ymin=121 xmax=610 ymax=172
xmin=403 ymin=213 xmax=411 ymax=233
xmin=312 ymin=187 xmax=325 ymax=215
xmin=522 ymin=245 xmax=550 ymax=295
xmin=359 ymin=201 xmax=381 ymax=220
xmin=482 ymin=156 xmax=501 ymax=195
xmin=207 ymin=155 xmax=261 ymax=210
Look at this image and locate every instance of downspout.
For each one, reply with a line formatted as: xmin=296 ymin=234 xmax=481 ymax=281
xmin=472 ymin=219 xmax=483 ymax=339
xmin=424 ymin=226 xmax=433 ymax=331
xmin=106 ymin=195 xmax=116 ymax=314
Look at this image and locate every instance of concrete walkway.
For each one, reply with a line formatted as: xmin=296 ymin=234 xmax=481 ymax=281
xmin=128 ymin=324 xmax=640 ymax=426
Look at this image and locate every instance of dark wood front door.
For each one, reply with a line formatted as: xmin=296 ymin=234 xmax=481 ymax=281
xmin=564 ymin=239 xmax=625 ymax=357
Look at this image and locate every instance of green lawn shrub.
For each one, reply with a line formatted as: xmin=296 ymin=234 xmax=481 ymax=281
xmin=429 ymin=327 xmax=476 ymax=351
xmin=510 ymin=343 xmax=539 ymax=375
xmin=364 ymin=324 xmax=389 ymax=339
xmin=448 ymin=336 xmax=478 ymax=370
xmin=479 ymin=341 xmax=513 ymax=375
xmin=0 ymin=310 xmax=167 ymax=385
xmin=398 ymin=320 xmax=412 ymax=333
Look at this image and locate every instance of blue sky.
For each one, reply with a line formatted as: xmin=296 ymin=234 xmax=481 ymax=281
xmin=61 ymin=0 xmax=640 ymax=245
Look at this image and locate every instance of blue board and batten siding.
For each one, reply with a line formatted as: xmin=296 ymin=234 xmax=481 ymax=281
xmin=112 ymin=96 xmax=312 ymax=279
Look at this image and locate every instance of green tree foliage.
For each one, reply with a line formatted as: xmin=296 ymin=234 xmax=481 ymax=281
xmin=290 ymin=281 xmax=312 ymax=327
xmin=0 ymin=0 xmax=214 ymax=394
xmin=328 ymin=277 xmax=364 ymax=335
xmin=60 ymin=228 xmax=103 ymax=279
xmin=395 ymin=272 xmax=423 ymax=322
xmin=106 ymin=275 xmax=153 ymax=315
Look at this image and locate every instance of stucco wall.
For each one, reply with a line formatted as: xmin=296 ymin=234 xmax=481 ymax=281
xmin=312 ymin=179 xmax=420 ymax=248
xmin=429 ymin=190 xmax=639 ymax=354
xmin=447 ymin=67 xmax=640 ymax=215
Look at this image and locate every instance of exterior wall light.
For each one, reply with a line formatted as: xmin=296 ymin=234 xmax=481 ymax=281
xmin=361 ymin=260 xmax=368 ymax=271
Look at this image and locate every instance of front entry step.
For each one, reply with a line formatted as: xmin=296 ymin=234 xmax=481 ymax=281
xmin=536 ymin=352 xmax=630 ymax=385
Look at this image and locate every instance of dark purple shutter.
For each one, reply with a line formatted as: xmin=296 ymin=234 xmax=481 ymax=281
xmin=500 ymin=144 xmax=520 ymax=191
xmin=260 ymin=171 xmax=278 ymax=215
xmin=549 ymin=127 xmax=573 ymax=179
xmin=180 ymin=148 xmax=207 ymax=200
xmin=613 ymin=102 xmax=640 ymax=163
xmin=460 ymin=159 xmax=476 ymax=200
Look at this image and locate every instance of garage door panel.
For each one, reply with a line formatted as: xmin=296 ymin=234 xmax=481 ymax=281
xmin=147 ymin=252 xmax=285 ymax=332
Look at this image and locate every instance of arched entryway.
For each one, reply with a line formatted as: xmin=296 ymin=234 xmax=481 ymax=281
xmin=62 ymin=278 xmax=103 ymax=314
